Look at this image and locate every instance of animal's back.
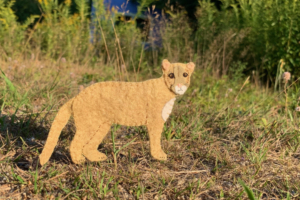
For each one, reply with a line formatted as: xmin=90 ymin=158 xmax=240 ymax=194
xmin=72 ymin=80 xmax=153 ymax=126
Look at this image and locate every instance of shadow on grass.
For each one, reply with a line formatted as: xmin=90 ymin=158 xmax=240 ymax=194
xmin=0 ymin=112 xmax=75 ymax=169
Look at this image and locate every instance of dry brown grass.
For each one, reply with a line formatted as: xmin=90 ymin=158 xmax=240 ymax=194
xmin=0 ymin=57 xmax=300 ymax=200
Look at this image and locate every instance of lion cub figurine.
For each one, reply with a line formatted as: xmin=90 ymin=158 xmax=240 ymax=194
xmin=39 ymin=59 xmax=195 ymax=165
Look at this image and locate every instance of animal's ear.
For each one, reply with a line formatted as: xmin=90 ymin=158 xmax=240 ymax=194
xmin=186 ymin=62 xmax=195 ymax=73
xmin=162 ymin=59 xmax=171 ymax=72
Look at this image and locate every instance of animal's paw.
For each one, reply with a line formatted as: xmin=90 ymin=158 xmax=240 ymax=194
xmin=83 ymin=150 xmax=107 ymax=162
xmin=71 ymin=155 xmax=86 ymax=164
xmin=151 ymin=150 xmax=167 ymax=161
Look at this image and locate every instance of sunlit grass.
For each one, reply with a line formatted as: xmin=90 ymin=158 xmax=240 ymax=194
xmin=1 ymin=0 xmax=300 ymax=198
xmin=0 ymin=58 xmax=299 ymax=198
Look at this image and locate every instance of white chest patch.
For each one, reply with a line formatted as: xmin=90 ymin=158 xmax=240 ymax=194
xmin=162 ymin=98 xmax=176 ymax=121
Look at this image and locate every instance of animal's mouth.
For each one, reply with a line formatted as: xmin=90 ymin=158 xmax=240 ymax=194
xmin=174 ymin=85 xmax=187 ymax=95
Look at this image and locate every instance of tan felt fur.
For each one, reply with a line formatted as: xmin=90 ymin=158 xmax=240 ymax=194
xmin=39 ymin=60 xmax=195 ymax=165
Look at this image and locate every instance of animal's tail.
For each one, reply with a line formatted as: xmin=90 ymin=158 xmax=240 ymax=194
xmin=39 ymin=98 xmax=73 ymax=166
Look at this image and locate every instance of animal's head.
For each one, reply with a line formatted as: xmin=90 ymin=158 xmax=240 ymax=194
xmin=162 ymin=59 xmax=195 ymax=95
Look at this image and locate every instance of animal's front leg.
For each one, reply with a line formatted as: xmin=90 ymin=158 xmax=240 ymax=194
xmin=147 ymin=122 xmax=167 ymax=161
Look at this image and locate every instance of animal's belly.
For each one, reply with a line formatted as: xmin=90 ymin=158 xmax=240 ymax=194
xmin=161 ymin=98 xmax=176 ymax=121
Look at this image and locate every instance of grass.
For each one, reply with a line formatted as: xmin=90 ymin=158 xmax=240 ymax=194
xmin=0 ymin=57 xmax=299 ymax=199
xmin=1 ymin=0 xmax=300 ymax=199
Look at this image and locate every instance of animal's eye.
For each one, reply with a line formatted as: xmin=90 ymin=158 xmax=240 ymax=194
xmin=168 ymin=73 xmax=175 ymax=79
xmin=183 ymin=72 xmax=188 ymax=77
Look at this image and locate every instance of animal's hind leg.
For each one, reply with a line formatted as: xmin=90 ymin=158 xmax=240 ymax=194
xmin=69 ymin=130 xmax=88 ymax=164
xmin=70 ymin=116 xmax=101 ymax=164
xmin=82 ymin=122 xmax=111 ymax=162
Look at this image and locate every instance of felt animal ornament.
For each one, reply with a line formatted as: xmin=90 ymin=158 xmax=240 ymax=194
xmin=39 ymin=59 xmax=195 ymax=165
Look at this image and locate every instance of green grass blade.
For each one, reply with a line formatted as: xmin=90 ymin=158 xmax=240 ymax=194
xmin=115 ymin=138 xmax=136 ymax=155
xmin=0 ymin=68 xmax=19 ymax=97
xmin=238 ymin=179 xmax=257 ymax=200
xmin=287 ymin=192 xmax=291 ymax=200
